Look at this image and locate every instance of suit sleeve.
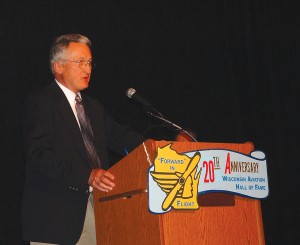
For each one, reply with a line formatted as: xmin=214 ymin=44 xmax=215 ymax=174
xmin=103 ymin=109 xmax=145 ymax=156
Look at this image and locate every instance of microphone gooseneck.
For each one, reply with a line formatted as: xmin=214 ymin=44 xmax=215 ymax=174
xmin=147 ymin=111 xmax=198 ymax=142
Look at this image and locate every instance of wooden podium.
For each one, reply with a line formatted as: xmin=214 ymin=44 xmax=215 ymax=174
xmin=93 ymin=140 xmax=265 ymax=245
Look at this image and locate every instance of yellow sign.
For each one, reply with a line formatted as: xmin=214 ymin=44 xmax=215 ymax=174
xmin=150 ymin=144 xmax=201 ymax=211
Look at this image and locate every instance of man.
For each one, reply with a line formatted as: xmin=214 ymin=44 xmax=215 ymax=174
xmin=22 ymin=34 xmax=143 ymax=244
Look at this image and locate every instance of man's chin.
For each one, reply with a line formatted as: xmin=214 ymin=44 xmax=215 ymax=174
xmin=80 ymin=83 xmax=89 ymax=90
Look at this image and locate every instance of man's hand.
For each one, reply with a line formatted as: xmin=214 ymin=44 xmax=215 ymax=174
xmin=88 ymin=168 xmax=115 ymax=192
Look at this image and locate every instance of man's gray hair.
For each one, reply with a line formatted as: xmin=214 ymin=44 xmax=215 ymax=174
xmin=49 ymin=34 xmax=91 ymax=75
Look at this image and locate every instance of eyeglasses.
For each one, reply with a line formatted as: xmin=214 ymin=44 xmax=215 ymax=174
xmin=61 ymin=59 xmax=95 ymax=69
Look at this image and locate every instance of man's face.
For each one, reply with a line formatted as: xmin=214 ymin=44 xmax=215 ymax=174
xmin=55 ymin=42 xmax=92 ymax=93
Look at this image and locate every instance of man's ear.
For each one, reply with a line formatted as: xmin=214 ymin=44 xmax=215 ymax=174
xmin=53 ymin=61 xmax=63 ymax=74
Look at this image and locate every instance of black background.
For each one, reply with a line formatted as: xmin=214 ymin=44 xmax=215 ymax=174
xmin=0 ymin=1 xmax=299 ymax=244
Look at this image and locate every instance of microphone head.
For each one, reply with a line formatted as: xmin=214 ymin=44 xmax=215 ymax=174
xmin=126 ymin=88 xmax=136 ymax=98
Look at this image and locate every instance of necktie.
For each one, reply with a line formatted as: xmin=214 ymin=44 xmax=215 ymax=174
xmin=75 ymin=94 xmax=101 ymax=168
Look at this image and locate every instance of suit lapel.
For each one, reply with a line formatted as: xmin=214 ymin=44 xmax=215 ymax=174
xmin=50 ymin=83 xmax=90 ymax=165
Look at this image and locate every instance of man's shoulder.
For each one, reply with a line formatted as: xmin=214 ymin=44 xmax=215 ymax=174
xmin=28 ymin=82 xmax=61 ymax=100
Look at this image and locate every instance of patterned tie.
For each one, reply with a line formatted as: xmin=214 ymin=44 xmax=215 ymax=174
xmin=75 ymin=94 xmax=101 ymax=168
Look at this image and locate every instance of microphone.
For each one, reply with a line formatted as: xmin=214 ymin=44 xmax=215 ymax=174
xmin=126 ymin=88 xmax=163 ymax=116
xmin=126 ymin=88 xmax=197 ymax=142
xmin=126 ymin=88 xmax=151 ymax=109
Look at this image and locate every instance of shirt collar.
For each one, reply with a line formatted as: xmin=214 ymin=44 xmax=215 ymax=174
xmin=55 ymin=80 xmax=81 ymax=102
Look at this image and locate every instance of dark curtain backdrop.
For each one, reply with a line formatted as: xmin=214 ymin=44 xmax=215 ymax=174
xmin=1 ymin=1 xmax=299 ymax=244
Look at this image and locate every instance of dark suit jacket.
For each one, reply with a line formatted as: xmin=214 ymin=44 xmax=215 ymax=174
xmin=22 ymin=82 xmax=143 ymax=244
